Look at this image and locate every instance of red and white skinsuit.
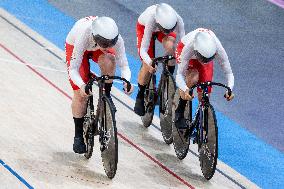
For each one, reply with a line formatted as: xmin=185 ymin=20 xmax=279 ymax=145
xmin=175 ymin=28 xmax=234 ymax=93
xmin=136 ymin=4 xmax=185 ymax=65
xmin=65 ymin=16 xmax=131 ymax=90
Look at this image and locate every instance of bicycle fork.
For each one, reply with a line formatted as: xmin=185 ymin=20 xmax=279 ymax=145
xmin=98 ymin=97 xmax=112 ymax=152
xmin=197 ymin=105 xmax=209 ymax=150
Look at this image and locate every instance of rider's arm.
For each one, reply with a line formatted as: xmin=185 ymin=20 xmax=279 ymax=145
xmin=213 ymin=34 xmax=234 ymax=90
xmin=140 ymin=18 xmax=155 ymax=65
xmin=69 ymin=32 xmax=88 ymax=88
xmin=176 ymin=14 xmax=185 ymax=39
xmin=114 ymin=35 xmax=131 ymax=82
xmin=176 ymin=42 xmax=195 ymax=92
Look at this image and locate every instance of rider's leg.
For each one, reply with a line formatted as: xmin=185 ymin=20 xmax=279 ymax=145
xmin=134 ymin=62 xmax=152 ymax=116
xmin=137 ymin=62 xmax=152 ymax=95
xmin=66 ymin=43 xmax=89 ymax=154
xmin=134 ymin=26 xmax=155 ymax=116
xmin=96 ymin=52 xmax=117 ymax=111
xmin=71 ymin=90 xmax=89 ymax=153
xmin=178 ymin=68 xmax=199 ymax=100
xmin=177 ymin=68 xmax=199 ymax=113
xmin=72 ymin=90 xmax=88 ymax=133
xmin=162 ymin=35 xmax=176 ymax=75
xmin=97 ymin=52 xmax=116 ymax=97
xmin=175 ymin=69 xmax=199 ymax=129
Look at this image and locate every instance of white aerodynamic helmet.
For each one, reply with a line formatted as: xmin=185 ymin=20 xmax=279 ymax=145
xmin=155 ymin=3 xmax=177 ymax=34
xmin=193 ymin=31 xmax=217 ymax=63
xmin=92 ymin=17 xmax=119 ymax=48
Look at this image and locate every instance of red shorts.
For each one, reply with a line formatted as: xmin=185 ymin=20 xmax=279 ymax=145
xmin=175 ymin=41 xmax=214 ymax=93
xmin=136 ymin=22 xmax=176 ymax=61
xmin=65 ymin=43 xmax=115 ymax=90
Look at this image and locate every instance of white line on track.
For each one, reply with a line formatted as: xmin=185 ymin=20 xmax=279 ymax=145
xmin=0 ymin=57 xmax=139 ymax=86
xmin=0 ymin=57 xmax=67 ymax=73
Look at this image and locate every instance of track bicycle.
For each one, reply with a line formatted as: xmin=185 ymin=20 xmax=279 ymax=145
xmin=141 ymin=55 xmax=176 ymax=144
xmin=172 ymin=81 xmax=232 ymax=180
xmin=83 ymin=74 xmax=131 ymax=179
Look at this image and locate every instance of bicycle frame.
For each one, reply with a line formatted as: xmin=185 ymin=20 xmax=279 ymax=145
xmin=86 ymin=75 xmax=131 ymax=137
xmin=146 ymin=56 xmax=175 ymax=105
xmin=86 ymin=79 xmax=107 ymax=137
xmin=187 ymin=97 xmax=210 ymax=149
xmin=146 ymin=34 xmax=175 ymax=107
xmin=187 ymin=82 xmax=231 ymax=148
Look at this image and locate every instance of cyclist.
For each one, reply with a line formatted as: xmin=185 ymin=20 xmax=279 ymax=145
xmin=134 ymin=3 xmax=185 ymax=116
xmin=66 ymin=16 xmax=134 ymax=154
xmin=174 ymin=28 xmax=235 ymax=128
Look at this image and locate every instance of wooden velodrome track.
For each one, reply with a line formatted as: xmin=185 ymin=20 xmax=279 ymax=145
xmin=0 ymin=9 xmax=259 ymax=189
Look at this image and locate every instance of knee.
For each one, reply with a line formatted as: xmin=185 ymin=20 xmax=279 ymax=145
xmin=72 ymin=91 xmax=88 ymax=105
xmin=105 ymin=54 xmax=115 ymax=65
xmin=138 ymin=62 xmax=151 ymax=84
xmin=191 ymin=73 xmax=199 ymax=84
xmin=163 ymin=37 xmax=175 ymax=54
xmin=99 ymin=54 xmax=115 ymax=65
xmin=98 ymin=53 xmax=116 ymax=75
xmin=185 ymin=70 xmax=199 ymax=86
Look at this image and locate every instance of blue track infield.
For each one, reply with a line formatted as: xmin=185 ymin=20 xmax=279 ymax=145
xmin=0 ymin=1 xmax=283 ymax=188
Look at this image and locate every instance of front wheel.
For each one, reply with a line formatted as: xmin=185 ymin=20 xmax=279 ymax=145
xmin=100 ymin=97 xmax=118 ymax=179
xmin=160 ymin=74 xmax=176 ymax=144
xmin=84 ymin=99 xmax=95 ymax=159
xmin=199 ymin=104 xmax=218 ymax=180
xmin=141 ymin=75 xmax=155 ymax=127
xmin=172 ymin=90 xmax=190 ymax=160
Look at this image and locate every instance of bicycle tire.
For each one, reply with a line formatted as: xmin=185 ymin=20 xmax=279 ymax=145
xmin=84 ymin=99 xmax=95 ymax=159
xmin=141 ymin=76 xmax=155 ymax=128
xmin=100 ymin=97 xmax=118 ymax=179
xmin=160 ymin=74 xmax=176 ymax=144
xmin=172 ymin=90 xmax=190 ymax=160
xmin=199 ymin=104 xmax=218 ymax=180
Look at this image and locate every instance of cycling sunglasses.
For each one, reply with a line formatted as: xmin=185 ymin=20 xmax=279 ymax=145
xmin=194 ymin=50 xmax=216 ymax=64
xmin=93 ymin=34 xmax=119 ymax=49
xmin=156 ymin=22 xmax=177 ymax=34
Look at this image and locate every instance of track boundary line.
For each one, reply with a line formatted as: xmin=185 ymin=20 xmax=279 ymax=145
xmin=0 ymin=9 xmax=254 ymax=188
xmin=0 ymin=159 xmax=34 ymax=189
xmin=0 ymin=42 xmax=196 ymax=189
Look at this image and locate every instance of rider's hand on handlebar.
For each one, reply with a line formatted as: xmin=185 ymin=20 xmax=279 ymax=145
xmin=80 ymin=84 xmax=92 ymax=97
xmin=225 ymin=91 xmax=234 ymax=101
xmin=123 ymin=83 xmax=134 ymax=95
xmin=179 ymin=89 xmax=194 ymax=101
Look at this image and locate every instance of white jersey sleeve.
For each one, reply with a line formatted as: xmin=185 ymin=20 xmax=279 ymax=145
xmin=69 ymin=29 xmax=89 ymax=88
xmin=140 ymin=17 xmax=156 ymax=65
xmin=213 ymin=34 xmax=234 ymax=90
xmin=176 ymin=14 xmax=185 ymax=39
xmin=176 ymin=41 xmax=195 ymax=92
xmin=114 ymin=35 xmax=131 ymax=82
